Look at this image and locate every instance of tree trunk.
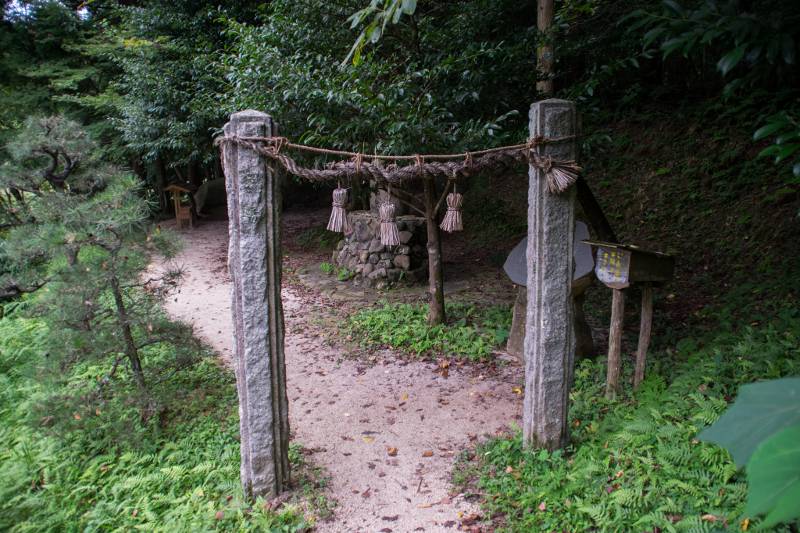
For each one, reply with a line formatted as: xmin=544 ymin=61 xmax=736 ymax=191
xmin=423 ymin=178 xmax=445 ymax=325
xmin=536 ymin=0 xmax=554 ymax=94
xmin=155 ymin=157 xmax=168 ymax=215
xmin=109 ymin=272 xmax=146 ymax=392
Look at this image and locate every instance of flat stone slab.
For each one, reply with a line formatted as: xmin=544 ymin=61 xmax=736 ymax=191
xmin=503 ymin=220 xmax=593 ymax=286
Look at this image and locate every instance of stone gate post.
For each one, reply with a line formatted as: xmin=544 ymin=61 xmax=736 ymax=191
xmin=523 ymin=99 xmax=577 ymax=450
xmin=222 ymin=110 xmax=290 ymax=498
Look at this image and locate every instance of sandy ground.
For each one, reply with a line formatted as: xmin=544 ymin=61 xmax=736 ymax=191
xmin=154 ymin=214 xmax=524 ymax=532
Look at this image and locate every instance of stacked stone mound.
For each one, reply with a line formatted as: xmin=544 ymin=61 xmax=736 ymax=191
xmin=333 ymin=211 xmax=427 ymax=287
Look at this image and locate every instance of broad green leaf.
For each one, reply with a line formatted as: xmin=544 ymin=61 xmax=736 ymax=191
xmin=717 ymin=45 xmax=746 ymax=76
xmin=753 ymin=122 xmax=787 ymax=141
xmin=401 ymin=0 xmax=416 ymax=15
xmin=698 ymin=377 xmax=800 ymax=467
xmin=745 ymin=424 xmax=800 ymax=528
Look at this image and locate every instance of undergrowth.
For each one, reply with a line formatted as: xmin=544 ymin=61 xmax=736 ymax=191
xmin=455 ymin=306 xmax=800 ymax=532
xmin=346 ymin=301 xmax=512 ymax=361
xmin=0 ymin=312 xmax=321 ymax=532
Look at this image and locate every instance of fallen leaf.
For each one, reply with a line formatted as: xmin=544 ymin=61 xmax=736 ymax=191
xmin=741 ymin=518 xmax=750 ymax=531
xmin=422 ymin=450 xmax=433 ymax=457
xmin=512 ymin=386 xmax=523 ymax=395
xmin=505 ymin=466 xmax=514 ymax=474
xmin=461 ymin=513 xmax=481 ymax=526
xmin=382 ymin=515 xmax=399 ymax=521
xmin=538 ymin=501 xmax=546 ymax=511
xmin=400 ymin=393 xmax=409 ymax=402
xmin=73 ymin=413 xmax=81 ymax=420
xmin=215 ymin=511 xmax=224 ymax=520
xmin=387 ymin=447 xmax=398 ymax=456
xmin=702 ymin=514 xmax=720 ymax=523
xmin=362 ymin=436 xmax=375 ymax=444
xmin=132 ymin=509 xmax=138 ymax=517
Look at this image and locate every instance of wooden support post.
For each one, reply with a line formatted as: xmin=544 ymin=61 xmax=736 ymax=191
xmin=523 ymin=99 xmax=577 ymax=450
xmin=634 ymin=284 xmax=653 ymax=389
xmin=423 ymin=178 xmax=445 ymax=325
xmin=222 ymin=110 xmax=290 ymax=499
xmin=606 ymin=288 xmax=625 ymax=399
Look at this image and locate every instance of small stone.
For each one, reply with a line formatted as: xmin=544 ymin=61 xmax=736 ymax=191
xmin=368 ymin=239 xmax=384 ymax=253
xmin=380 ymin=252 xmax=392 ymax=260
xmin=368 ymin=267 xmax=387 ymax=279
xmin=393 ymin=254 xmax=411 ymax=270
xmin=369 ymin=254 xmax=379 ymax=264
xmin=336 ymin=240 xmax=345 ymax=251
xmin=398 ymin=231 xmax=413 ymax=244
xmin=379 ymin=259 xmax=392 ymax=268
xmin=359 ymin=251 xmax=369 ymax=262
xmin=396 ymin=245 xmax=410 ymax=255
xmin=362 ymin=263 xmax=374 ymax=276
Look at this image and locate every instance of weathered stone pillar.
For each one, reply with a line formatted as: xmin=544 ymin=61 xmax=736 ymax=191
xmin=222 ymin=110 xmax=290 ymax=498
xmin=523 ymin=99 xmax=577 ymax=450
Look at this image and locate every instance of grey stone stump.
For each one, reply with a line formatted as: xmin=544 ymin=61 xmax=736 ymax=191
xmin=222 ymin=110 xmax=290 ymax=499
xmin=523 ymin=99 xmax=577 ymax=450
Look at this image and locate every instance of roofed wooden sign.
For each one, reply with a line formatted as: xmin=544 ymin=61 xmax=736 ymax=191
xmin=584 ymin=240 xmax=674 ymax=290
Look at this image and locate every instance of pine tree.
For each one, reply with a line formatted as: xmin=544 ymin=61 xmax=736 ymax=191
xmin=0 ymin=116 xmax=194 ymax=414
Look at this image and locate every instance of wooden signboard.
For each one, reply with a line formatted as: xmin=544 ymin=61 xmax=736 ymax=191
xmin=586 ymin=240 xmax=674 ymax=290
xmin=583 ymin=240 xmax=675 ymax=397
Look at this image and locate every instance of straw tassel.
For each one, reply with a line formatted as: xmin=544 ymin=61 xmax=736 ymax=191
xmin=327 ymin=186 xmax=351 ymax=233
xmin=379 ymin=201 xmax=400 ymax=246
xmin=532 ymin=154 xmax=581 ymax=195
xmin=439 ymin=191 xmax=463 ymax=232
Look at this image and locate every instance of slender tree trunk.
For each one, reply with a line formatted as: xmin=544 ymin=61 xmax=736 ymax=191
xmin=155 ymin=157 xmax=168 ymax=215
xmin=109 ymin=272 xmax=146 ymax=391
xmin=423 ymin=178 xmax=445 ymax=325
xmin=536 ymin=0 xmax=554 ymax=94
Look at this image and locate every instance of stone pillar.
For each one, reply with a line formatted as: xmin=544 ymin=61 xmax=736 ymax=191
xmin=523 ymin=99 xmax=577 ymax=450
xmin=222 ymin=110 xmax=290 ymax=499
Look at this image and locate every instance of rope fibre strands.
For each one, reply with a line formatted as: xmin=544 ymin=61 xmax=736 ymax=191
xmin=215 ymin=135 xmax=581 ymax=195
xmin=326 ymin=186 xmax=351 ymax=234
xmin=439 ymin=190 xmax=463 ymax=233
xmin=379 ymin=201 xmax=400 ymax=246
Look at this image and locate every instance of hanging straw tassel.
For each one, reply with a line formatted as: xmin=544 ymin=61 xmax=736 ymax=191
xmin=327 ymin=186 xmax=351 ymax=233
xmin=532 ymin=154 xmax=582 ymax=195
xmin=439 ymin=189 xmax=463 ymax=233
xmin=379 ymin=201 xmax=400 ymax=246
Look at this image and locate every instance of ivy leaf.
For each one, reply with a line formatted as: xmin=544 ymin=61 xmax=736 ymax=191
xmin=698 ymin=377 xmax=800 ymax=467
xmin=744 ymin=424 xmax=800 ymax=528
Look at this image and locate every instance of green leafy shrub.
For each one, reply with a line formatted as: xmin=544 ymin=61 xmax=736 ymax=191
xmin=0 ymin=314 xmax=313 ymax=532
xmin=319 ymin=262 xmax=335 ymax=275
xmin=462 ymin=308 xmax=800 ymax=531
xmin=347 ymin=302 xmax=511 ymax=360
xmin=700 ymin=378 xmax=800 ymax=529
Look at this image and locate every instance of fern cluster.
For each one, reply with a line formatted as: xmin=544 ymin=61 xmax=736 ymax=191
xmin=347 ymin=301 xmax=512 ymax=361
xmin=464 ymin=307 xmax=800 ymax=532
xmin=0 ymin=315 xmax=312 ymax=532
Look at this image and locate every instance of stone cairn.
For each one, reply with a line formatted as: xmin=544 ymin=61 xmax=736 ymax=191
xmin=332 ymin=210 xmax=427 ymax=287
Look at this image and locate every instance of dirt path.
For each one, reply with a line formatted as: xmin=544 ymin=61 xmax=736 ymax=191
xmin=155 ymin=217 xmax=523 ymax=532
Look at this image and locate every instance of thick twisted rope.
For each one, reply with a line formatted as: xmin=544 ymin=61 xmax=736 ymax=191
xmin=215 ymin=135 xmax=581 ymax=194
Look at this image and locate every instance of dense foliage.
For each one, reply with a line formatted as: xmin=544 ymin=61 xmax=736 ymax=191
xmin=0 ymin=313 xmax=311 ymax=532
xmin=347 ymin=302 xmax=511 ymax=360
xmin=457 ymin=308 xmax=800 ymax=532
